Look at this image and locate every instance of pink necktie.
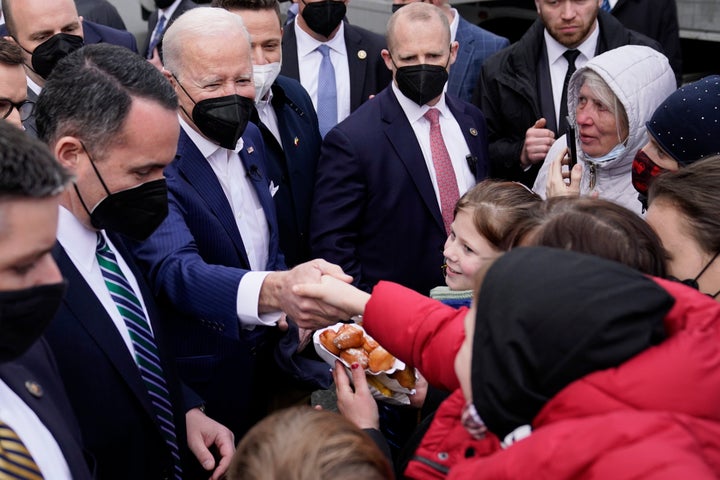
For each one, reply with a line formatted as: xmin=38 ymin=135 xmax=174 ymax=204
xmin=424 ymin=108 xmax=459 ymax=235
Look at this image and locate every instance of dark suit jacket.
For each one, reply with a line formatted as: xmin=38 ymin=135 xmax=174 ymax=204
xmin=75 ymin=0 xmax=127 ymax=30
xmin=611 ymin=0 xmax=682 ymax=83
xmin=0 ymin=340 xmax=92 ymax=480
xmin=129 ymin=124 xmax=330 ymax=438
xmin=141 ymin=0 xmax=198 ymax=58
xmin=253 ymin=75 xmax=322 ymax=267
xmin=281 ymin=20 xmax=392 ymax=114
xmin=47 ymin=235 xmax=200 ymax=480
xmin=448 ymin=16 xmax=509 ymax=103
xmin=310 ymin=86 xmax=489 ymax=296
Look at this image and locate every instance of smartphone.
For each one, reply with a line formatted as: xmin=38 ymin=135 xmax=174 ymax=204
xmin=566 ymin=116 xmax=578 ymax=169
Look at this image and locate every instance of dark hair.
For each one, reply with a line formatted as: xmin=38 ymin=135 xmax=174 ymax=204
xmin=211 ymin=0 xmax=282 ymax=24
xmin=228 ymin=406 xmax=394 ymax=480
xmin=0 ymin=120 xmax=71 ymax=200
xmin=35 ymin=44 xmax=177 ymax=160
xmin=0 ymin=37 xmax=23 ymax=66
xmin=455 ymin=180 xmax=542 ymax=252
xmin=514 ymin=197 xmax=667 ymax=277
xmin=648 ymin=155 xmax=720 ymax=255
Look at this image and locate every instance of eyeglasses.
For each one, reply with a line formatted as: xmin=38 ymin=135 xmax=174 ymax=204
xmin=0 ymin=98 xmax=35 ymax=122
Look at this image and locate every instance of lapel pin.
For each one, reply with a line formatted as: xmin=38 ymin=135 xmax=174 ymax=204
xmin=247 ymin=146 xmax=254 ymax=154
xmin=25 ymin=380 xmax=43 ymax=398
xmin=469 ymin=128 xmax=478 ymax=137
xmin=357 ymin=50 xmax=367 ymax=60
xmin=294 ymin=136 xmax=300 ymax=147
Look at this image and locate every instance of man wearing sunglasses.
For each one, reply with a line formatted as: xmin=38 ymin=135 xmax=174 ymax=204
xmin=0 ymin=37 xmax=32 ymax=130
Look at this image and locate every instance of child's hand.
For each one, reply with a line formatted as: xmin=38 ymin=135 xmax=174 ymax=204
xmin=334 ymin=360 xmax=379 ymax=429
xmin=293 ymin=275 xmax=370 ymax=317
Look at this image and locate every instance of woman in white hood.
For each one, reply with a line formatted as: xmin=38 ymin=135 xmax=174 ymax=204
xmin=533 ymin=45 xmax=676 ymax=213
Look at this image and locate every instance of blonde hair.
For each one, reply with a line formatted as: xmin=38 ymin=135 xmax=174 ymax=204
xmin=228 ymin=407 xmax=394 ymax=480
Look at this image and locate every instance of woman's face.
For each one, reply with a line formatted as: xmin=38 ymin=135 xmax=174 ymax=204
xmin=454 ymin=302 xmax=476 ymax=402
xmin=575 ymin=83 xmax=628 ymax=158
xmin=646 ymin=198 xmax=720 ymax=298
xmin=443 ymin=208 xmax=500 ymax=291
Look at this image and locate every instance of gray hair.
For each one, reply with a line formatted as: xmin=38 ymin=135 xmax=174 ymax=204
xmin=577 ymin=69 xmax=629 ymax=143
xmin=163 ymin=7 xmax=252 ymax=79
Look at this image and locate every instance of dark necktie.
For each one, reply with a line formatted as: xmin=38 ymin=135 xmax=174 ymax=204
xmin=0 ymin=420 xmax=43 ymax=479
xmin=558 ymin=49 xmax=581 ymax=136
xmin=424 ymin=108 xmax=459 ymax=235
xmin=95 ymin=233 xmax=182 ymax=479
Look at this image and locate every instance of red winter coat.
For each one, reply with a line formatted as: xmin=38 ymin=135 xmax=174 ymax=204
xmin=364 ymin=279 xmax=720 ymax=479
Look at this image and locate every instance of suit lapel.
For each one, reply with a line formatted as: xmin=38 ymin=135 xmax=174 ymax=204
xmin=446 ymin=95 xmax=488 ymax=181
xmin=174 ymin=131 xmax=251 ymax=268
xmin=381 ymin=89 xmax=445 ymax=233
xmin=344 ymin=24 xmax=369 ymax=112
xmin=281 ymin=24 xmax=301 ymax=79
xmin=52 ymin=244 xmax=159 ymax=424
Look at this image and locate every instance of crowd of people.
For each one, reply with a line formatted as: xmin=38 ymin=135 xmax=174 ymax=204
xmin=0 ymin=0 xmax=719 ymax=478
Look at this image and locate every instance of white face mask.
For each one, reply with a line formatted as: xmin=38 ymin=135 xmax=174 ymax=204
xmin=253 ymin=62 xmax=282 ymax=104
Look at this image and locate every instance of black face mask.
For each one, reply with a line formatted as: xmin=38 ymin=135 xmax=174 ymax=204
xmin=154 ymin=0 xmax=175 ymax=8
xmin=0 ymin=281 xmax=67 ymax=363
xmin=21 ymin=33 xmax=84 ymax=80
xmin=393 ymin=59 xmax=449 ymax=106
xmin=301 ymin=0 xmax=346 ymax=38
xmin=74 ymin=144 xmax=169 ymax=241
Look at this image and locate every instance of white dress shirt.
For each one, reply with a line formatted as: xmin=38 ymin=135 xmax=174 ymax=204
xmin=256 ymin=88 xmax=283 ymax=146
xmin=392 ymin=82 xmax=476 ymax=207
xmin=294 ymin=20 xmax=351 ymax=125
xmin=449 ymin=8 xmax=460 ymax=42
xmin=179 ymin=118 xmax=281 ymax=328
xmin=0 ymin=381 xmax=72 ymax=480
xmin=544 ymin=22 xmax=599 ymax=128
xmin=57 ymin=206 xmax=152 ymax=356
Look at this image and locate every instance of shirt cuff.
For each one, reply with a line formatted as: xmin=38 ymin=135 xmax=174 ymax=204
xmin=237 ymin=271 xmax=282 ymax=328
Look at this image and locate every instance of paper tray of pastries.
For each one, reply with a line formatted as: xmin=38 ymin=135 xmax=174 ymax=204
xmin=313 ymin=323 xmax=417 ymax=405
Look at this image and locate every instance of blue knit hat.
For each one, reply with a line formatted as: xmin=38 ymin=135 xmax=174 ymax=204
xmin=646 ymin=75 xmax=720 ymax=166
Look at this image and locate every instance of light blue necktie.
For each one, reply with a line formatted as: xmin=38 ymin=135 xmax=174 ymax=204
xmin=316 ymin=44 xmax=337 ymax=138
xmin=147 ymin=15 xmax=166 ymax=58
xmin=601 ymin=0 xmax=612 ymax=12
xmin=96 ymin=233 xmax=182 ymax=479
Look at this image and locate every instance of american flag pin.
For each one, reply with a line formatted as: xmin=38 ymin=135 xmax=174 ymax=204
xmin=247 ymin=146 xmax=254 ymax=154
xmin=469 ymin=128 xmax=478 ymax=137
xmin=294 ymin=137 xmax=300 ymax=147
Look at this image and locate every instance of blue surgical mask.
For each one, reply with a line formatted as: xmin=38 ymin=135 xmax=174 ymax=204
xmin=583 ymin=142 xmax=627 ymax=164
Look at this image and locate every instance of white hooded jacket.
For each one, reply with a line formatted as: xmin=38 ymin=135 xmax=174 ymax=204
xmin=533 ymin=45 xmax=676 ymax=213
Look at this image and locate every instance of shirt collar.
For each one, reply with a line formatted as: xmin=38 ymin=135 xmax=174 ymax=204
xmin=26 ymin=75 xmax=41 ymax=96
xmin=178 ymin=115 xmax=244 ymax=156
xmin=544 ymin=20 xmax=599 ymax=66
xmin=158 ymin=0 xmax=183 ymax=21
xmin=391 ymin=81 xmax=451 ymax=125
xmin=295 ymin=19 xmax=347 ymax=58
xmin=449 ymin=8 xmax=459 ymax=43
xmin=57 ymin=205 xmax=101 ymax=273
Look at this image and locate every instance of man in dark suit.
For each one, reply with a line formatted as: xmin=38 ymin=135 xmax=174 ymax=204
xmin=129 ymin=7 xmax=350 ymax=440
xmin=1 ymin=0 xmax=137 ymax=135
xmin=35 ymin=44 xmax=234 ymax=480
xmin=606 ymin=0 xmax=682 ymax=83
xmin=213 ymin=0 xmax=322 ymax=267
xmin=142 ymin=0 xmax=197 ymax=60
xmin=310 ymin=2 xmax=489 ymax=297
xmin=474 ymin=0 xmax=662 ymax=186
xmin=392 ymin=0 xmax=509 ymax=103
xmin=281 ymin=0 xmax=391 ymax=136
xmin=0 ymin=120 xmax=92 ymax=480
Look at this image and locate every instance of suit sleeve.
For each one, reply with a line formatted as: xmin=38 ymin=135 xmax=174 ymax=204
xmin=129 ymin=189 xmax=248 ymax=334
xmin=362 ymin=281 xmax=466 ymax=391
xmin=309 ymin=126 xmax=367 ymax=289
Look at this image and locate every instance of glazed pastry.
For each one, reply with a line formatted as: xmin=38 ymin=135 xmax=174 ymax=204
xmin=390 ymin=365 xmax=416 ymax=389
xmin=319 ymin=329 xmax=341 ymax=356
xmin=340 ymin=348 xmax=369 ymax=369
xmin=333 ymin=324 xmax=364 ymax=350
xmin=362 ymin=336 xmax=380 ymax=353
xmin=368 ymin=346 xmax=395 ymax=373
